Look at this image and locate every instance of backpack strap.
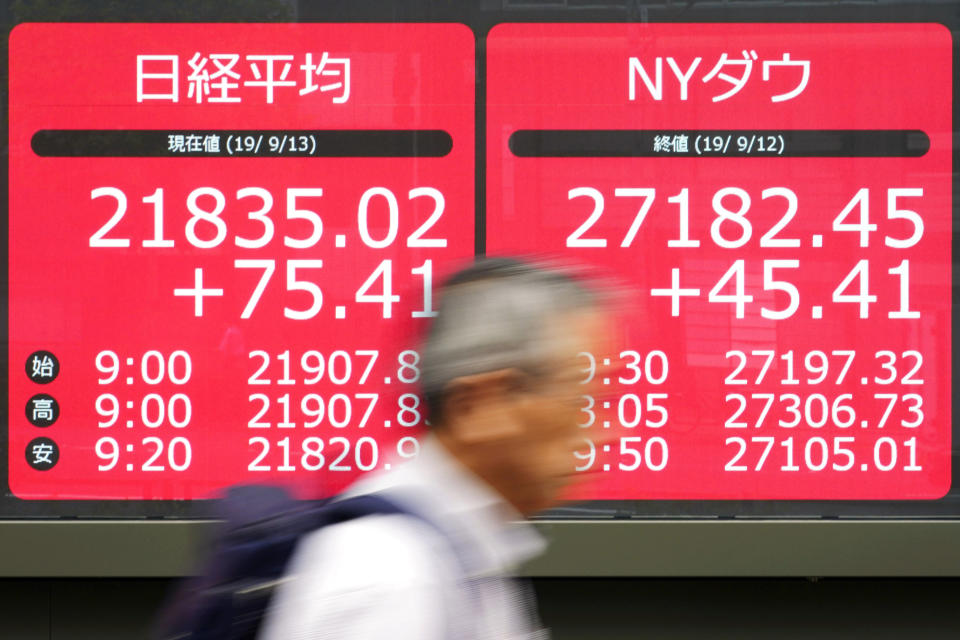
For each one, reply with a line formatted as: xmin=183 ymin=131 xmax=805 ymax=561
xmin=321 ymin=492 xmax=472 ymax=574
xmin=154 ymin=490 xmax=475 ymax=640
xmin=316 ymin=493 xmax=478 ymax=640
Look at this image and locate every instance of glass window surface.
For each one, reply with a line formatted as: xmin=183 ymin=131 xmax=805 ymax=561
xmin=2 ymin=0 xmax=957 ymax=518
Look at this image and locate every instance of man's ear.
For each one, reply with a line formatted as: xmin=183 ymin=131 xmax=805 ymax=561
xmin=441 ymin=368 xmax=526 ymax=443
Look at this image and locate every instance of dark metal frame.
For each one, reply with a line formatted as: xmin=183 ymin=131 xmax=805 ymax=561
xmin=1 ymin=0 xmax=958 ymax=576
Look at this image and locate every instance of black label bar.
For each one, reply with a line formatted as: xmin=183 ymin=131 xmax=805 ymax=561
xmin=31 ymin=130 xmax=453 ymax=158
xmin=508 ymin=130 xmax=930 ymax=158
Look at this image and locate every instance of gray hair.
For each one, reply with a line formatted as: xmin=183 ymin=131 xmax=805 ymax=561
xmin=420 ymin=258 xmax=595 ymax=425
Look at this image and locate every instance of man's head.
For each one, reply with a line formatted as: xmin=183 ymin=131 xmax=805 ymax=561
xmin=420 ymin=258 xmax=606 ymax=516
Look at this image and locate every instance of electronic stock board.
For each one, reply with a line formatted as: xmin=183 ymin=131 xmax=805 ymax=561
xmin=4 ymin=3 xmax=958 ymax=532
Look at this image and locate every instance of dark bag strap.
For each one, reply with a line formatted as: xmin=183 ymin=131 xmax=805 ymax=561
xmin=155 ymin=490 xmax=475 ymax=640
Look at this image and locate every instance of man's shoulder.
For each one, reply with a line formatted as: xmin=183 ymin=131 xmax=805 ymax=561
xmin=292 ymin=511 xmax=456 ymax=587
xmin=260 ymin=513 xmax=457 ymax=640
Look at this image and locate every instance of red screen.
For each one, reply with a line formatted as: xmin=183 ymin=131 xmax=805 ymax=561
xmin=487 ymin=23 xmax=952 ymax=499
xmin=8 ymin=22 xmax=955 ymax=503
xmin=9 ymin=23 xmax=475 ymax=499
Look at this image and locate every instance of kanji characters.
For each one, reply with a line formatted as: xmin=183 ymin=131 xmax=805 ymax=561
xmin=26 ymin=351 xmax=59 ymax=383
xmin=653 ymin=135 xmax=674 ymax=152
xmin=202 ymin=134 xmax=221 ymax=153
xmin=26 ymin=437 xmax=59 ymax=470
xmin=167 ymin=134 xmax=222 ymax=154
xmin=26 ymin=394 xmax=59 ymax=428
xmin=136 ymin=52 xmax=352 ymax=104
xmin=185 ymin=134 xmax=204 ymax=152
xmin=136 ymin=55 xmax=178 ymax=102
xmin=245 ymin=54 xmax=296 ymax=103
xmin=300 ymin=52 xmax=350 ymax=103
xmin=167 ymin=134 xmax=185 ymax=153
xmin=186 ymin=52 xmax=210 ymax=103
xmin=209 ymin=54 xmax=242 ymax=103
xmin=30 ymin=398 xmax=55 ymax=422
xmin=31 ymin=442 xmax=54 ymax=464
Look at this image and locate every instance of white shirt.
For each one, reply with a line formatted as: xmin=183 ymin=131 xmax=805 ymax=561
xmin=259 ymin=437 xmax=549 ymax=640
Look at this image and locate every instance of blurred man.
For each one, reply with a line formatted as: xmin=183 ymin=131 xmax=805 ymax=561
xmin=260 ymin=257 xmax=606 ymax=640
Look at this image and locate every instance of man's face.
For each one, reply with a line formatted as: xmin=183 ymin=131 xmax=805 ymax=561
xmin=506 ymin=310 xmax=608 ymax=515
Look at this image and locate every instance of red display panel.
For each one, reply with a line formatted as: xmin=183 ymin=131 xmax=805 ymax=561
xmin=487 ymin=23 xmax=952 ymax=499
xmin=9 ymin=23 xmax=474 ymax=499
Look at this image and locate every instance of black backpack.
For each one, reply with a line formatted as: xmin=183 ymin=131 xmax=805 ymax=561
xmin=154 ymin=484 xmax=442 ymax=640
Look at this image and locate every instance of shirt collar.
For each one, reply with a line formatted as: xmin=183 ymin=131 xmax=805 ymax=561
xmin=353 ymin=435 xmax=546 ymax=576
